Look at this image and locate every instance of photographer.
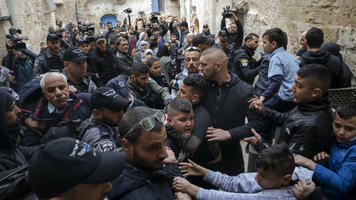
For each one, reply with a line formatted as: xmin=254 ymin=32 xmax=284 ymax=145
xmin=12 ymin=42 xmax=34 ymax=92
xmin=2 ymin=40 xmax=16 ymax=71
xmin=104 ymin=21 xmax=117 ymax=44
xmin=220 ymin=6 xmax=244 ymax=50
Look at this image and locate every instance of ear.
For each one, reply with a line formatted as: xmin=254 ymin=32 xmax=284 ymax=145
xmin=216 ymin=61 xmax=223 ymax=71
xmin=271 ymin=41 xmax=278 ymax=49
xmin=121 ymin=138 xmax=133 ymax=159
xmin=191 ymin=94 xmax=200 ymax=104
xmin=130 ymin=74 xmax=136 ymax=81
xmin=167 ymin=115 xmax=172 ymax=124
xmin=311 ymin=88 xmax=322 ymax=98
xmin=93 ymin=109 xmax=102 ymax=120
xmin=63 ymin=61 xmax=69 ymax=68
xmin=281 ymin=174 xmax=292 ymax=186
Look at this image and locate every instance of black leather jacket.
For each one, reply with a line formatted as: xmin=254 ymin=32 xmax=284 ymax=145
xmin=256 ymin=94 xmax=333 ymax=158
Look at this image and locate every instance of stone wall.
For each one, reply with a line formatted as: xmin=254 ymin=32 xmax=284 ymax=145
xmin=1 ymin=0 xmax=355 ymax=76
xmin=0 ymin=0 xmax=180 ymax=61
xmin=182 ymin=0 xmax=356 ymax=76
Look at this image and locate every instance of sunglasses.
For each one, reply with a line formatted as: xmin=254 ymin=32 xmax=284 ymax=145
xmin=122 ymin=111 xmax=166 ymax=139
xmin=184 ymin=46 xmax=201 ymax=54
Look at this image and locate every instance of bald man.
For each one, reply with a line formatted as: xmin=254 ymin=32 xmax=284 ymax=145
xmin=198 ymin=47 xmax=264 ymax=176
xmin=21 ymin=72 xmax=91 ymax=145
xmin=296 ymin=31 xmax=307 ymax=57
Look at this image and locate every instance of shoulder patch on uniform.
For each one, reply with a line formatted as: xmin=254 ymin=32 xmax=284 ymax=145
xmin=240 ymin=59 xmax=248 ymax=67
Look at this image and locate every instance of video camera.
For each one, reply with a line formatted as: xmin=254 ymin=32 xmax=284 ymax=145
xmin=222 ymin=6 xmax=237 ymax=17
xmin=6 ymin=28 xmax=28 ymax=43
xmin=124 ymin=8 xmax=132 ymax=14
xmin=78 ymin=21 xmax=95 ymax=36
xmin=150 ymin=12 xmax=160 ymax=23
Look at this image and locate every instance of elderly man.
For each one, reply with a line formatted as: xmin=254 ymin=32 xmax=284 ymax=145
xmin=21 ymin=72 xmax=91 ymax=146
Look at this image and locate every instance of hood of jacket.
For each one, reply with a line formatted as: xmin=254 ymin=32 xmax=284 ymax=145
xmin=301 ymin=49 xmax=331 ymax=65
xmin=297 ymin=93 xmax=330 ymax=112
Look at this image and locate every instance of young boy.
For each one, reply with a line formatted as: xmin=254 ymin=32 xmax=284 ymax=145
xmin=173 ymin=144 xmax=313 ymax=200
xmin=294 ymin=103 xmax=356 ymax=200
xmin=166 ymin=97 xmax=195 ymax=161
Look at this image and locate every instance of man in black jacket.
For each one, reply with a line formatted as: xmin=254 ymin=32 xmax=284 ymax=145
xmin=198 ymin=47 xmax=264 ymax=176
xmin=221 ymin=12 xmax=244 ymax=50
xmin=228 ymin=33 xmax=260 ymax=85
xmin=298 ymin=27 xmax=345 ymax=89
xmin=247 ymin=64 xmax=333 ymax=159
xmin=87 ymin=37 xmax=118 ymax=86
xmin=107 ymin=106 xmax=177 ymax=200
xmin=0 ymin=87 xmax=37 ymax=172
xmin=115 ymin=38 xmax=133 ymax=79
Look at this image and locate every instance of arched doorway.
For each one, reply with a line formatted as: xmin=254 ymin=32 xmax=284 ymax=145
xmin=100 ymin=14 xmax=117 ymax=28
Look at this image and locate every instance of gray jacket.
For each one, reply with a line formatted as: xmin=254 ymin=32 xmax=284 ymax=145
xmin=128 ymin=78 xmax=172 ymax=108
xmin=80 ymin=115 xmax=120 ymax=152
xmin=197 ymin=166 xmax=313 ymax=200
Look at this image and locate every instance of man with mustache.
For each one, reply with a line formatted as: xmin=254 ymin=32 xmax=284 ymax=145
xmin=171 ymin=46 xmax=201 ymax=98
xmin=21 ymin=72 xmax=91 ymax=146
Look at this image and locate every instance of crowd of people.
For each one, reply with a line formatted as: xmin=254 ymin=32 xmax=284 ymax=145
xmin=0 ymin=9 xmax=355 ymax=200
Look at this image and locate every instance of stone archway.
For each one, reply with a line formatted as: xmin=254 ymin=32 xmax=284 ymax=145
xmin=100 ymin=14 xmax=118 ymax=28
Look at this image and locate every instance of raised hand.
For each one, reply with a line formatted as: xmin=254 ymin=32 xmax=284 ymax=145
xmin=206 ymin=127 xmax=231 ymax=142
xmin=292 ymin=180 xmax=316 ymax=199
xmin=294 ymin=154 xmax=316 ymax=170
xmin=313 ymin=151 xmax=329 ymax=162
xmin=243 ymin=128 xmax=262 ymax=146
xmin=173 ymin=177 xmax=199 ymax=197
xmin=179 ymin=159 xmax=208 ymax=177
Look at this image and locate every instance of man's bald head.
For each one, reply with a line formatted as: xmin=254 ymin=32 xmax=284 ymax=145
xmin=200 ymin=47 xmax=228 ymax=68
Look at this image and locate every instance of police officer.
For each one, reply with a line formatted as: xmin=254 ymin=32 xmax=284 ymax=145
xmin=228 ymin=33 xmax=260 ymax=85
xmin=217 ymin=30 xmax=234 ymax=58
xmin=201 ymin=24 xmax=215 ymax=39
xmin=87 ymin=36 xmax=118 ymax=86
xmin=80 ymin=87 xmax=130 ymax=152
xmin=62 ymin=46 xmax=97 ymax=93
xmin=33 ymin=33 xmax=64 ymax=76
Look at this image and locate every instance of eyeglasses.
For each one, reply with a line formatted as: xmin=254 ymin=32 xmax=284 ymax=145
xmin=184 ymin=46 xmax=201 ymax=54
xmin=122 ymin=111 xmax=165 ymax=139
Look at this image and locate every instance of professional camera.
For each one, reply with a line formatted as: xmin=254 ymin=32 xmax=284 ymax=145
xmin=150 ymin=12 xmax=160 ymax=23
xmin=6 ymin=28 xmax=28 ymax=42
xmin=124 ymin=8 xmax=132 ymax=14
xmin=78 ymin=21 xmax=95 ymax=36
xmin=222 ymin=6 xmax=237 ymax=17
